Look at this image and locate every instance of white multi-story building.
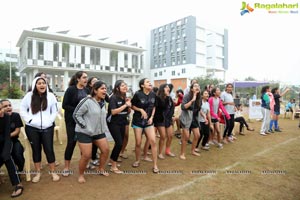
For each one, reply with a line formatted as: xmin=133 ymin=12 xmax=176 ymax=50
xmin=0 ymin=48 xmax=18 ymax=66
xmin=149 ymin=16 xmax=228 ymax=90
xmin=16 ymin=29 xmax=145 ymax=95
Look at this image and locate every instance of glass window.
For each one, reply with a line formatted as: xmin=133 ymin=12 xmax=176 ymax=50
xmin=110 ymin=50 xmax=118 ymax=67
xmin=27 ymin=40 xmax=32 ymax=59
xmin=90 ymin=48 xmax=96 ymax=65
xmin=182 ymin=68 xmax=186 ymax=74
xmin=81 ymin=46 xmax=85 ymax=63
xmin=53 ymin=42 xmax=59 ymax=61
xmin=159 ymin=71 xmax=162 ymax=76
xmin=132 ymin=55 xmax=138 ymax=69
xmin=172 ymin=71 xmax=175 ymax=76
xmin=154 ymin=72 xmax=157 ymax=77
xmin=96 ymin=48 xmax=100 ymax=65
xmin=37 ymin=41 xmax=44 ymax=60
xmin=124 ymin=53 xmax=128 ymax=67
xmin=62 ymin=43 xmax=69 ymax=63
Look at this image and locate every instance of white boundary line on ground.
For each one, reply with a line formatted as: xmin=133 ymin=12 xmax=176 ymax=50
xmin=138 ymin=136 xmax=300 ymax=200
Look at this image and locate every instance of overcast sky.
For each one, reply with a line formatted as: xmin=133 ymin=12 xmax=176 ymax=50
xmin=1 ymin=0 xmax=299 ymax=85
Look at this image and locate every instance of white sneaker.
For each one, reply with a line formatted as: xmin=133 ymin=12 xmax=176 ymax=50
xmin=260 ymin=133 xmax=267 ymax=136
xmin=201 ymin=146 xmax=210 ymax=151
xmin=32 ymin=172 xmax=41 ymax=183
xmin=212 ymin=140 xmax=219 ymax=145
xmin=52 ymin=173 xmax=60 ymax=182
xmin=217 ymin=143 xmax=223 ymax=149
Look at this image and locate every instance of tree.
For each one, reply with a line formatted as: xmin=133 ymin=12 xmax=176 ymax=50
xmin=194 ymin=75 xmax=224 ymax=91
xmin=0 ymin=81 xmax=24 ymax=99
xmin=244 ymin=76 xmax=256 ymax=81
xmin=0 ymin=62 xmax=19 ymax=85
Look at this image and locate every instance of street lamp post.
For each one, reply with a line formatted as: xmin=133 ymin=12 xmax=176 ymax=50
xmin=9 ymin=41 xmax=12 ymax=87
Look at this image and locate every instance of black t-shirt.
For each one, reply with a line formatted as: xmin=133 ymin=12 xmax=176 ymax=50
xmin=107 ymin=95 xmax=129 ymax=125
xmin=154 ymin=96 xmax=174 ymax=124
xmin=9 ymin=112 xmax=24 ymax=141
xmin=131 ymin=90 xmax=156 ymax=126
xmin=273 ymin=94 xmax=281 ymax=112
xmin=0 ymin=114 xmax=10 ymax=143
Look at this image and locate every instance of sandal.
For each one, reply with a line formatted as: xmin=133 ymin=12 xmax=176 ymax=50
xmin=153 ymin=167 xmax=160 ymax=173
xmin=110 ymin=168 xmax=123 ymax=174
xmin=98 ymin=170 xmax=110 ymax=177
xmin=11 ymin=185 xmax=23 ymax=198
xmin=119 ymin=154 xmax=128 ymax=159
xmin=132 ymin=161 xmax=140 ymax=168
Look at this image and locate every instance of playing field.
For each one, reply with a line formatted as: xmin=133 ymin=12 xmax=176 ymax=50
xmin=0 ymin=118 xmax=299 ymax=200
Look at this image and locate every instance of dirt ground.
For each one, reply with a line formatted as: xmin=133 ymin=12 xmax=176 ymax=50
xmin=0 ymin=117 xmax=300 ymax=200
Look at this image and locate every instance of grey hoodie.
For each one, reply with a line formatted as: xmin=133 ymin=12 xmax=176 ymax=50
xmin=73 ymin=96 xmax=108 ymax=136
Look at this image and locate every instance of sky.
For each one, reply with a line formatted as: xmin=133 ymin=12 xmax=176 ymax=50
xmin=0 ymin=0 xmax=299 ymax=85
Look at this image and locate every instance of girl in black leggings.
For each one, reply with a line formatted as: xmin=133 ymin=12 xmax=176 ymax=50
xmin=0 ymin=103 xmax=23 ymax=198
xmin=20 ymin=77 xmax=60 ymax=183
xmin=107 ymin=80 xmax=131 ymax=174
xmin=62 ymin=71 xmax=89 ymax=176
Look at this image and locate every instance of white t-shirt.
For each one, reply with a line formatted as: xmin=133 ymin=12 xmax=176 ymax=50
xmin=221 ymin=91 xmax=235 ymax=114
xmin=199 ymin=101 xmax=210 ymax=122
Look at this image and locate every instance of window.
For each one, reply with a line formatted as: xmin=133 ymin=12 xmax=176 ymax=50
xmin=132 ymin=55 xmax=138 ymax=69
xmin=27 ymin=40 xmax=33 ymax=59
xmin=182 ymin=68 xmax=186 ymax=74
xmin=159 ymin=71 xmax=162 ymax=76
xmin=110 ymin=50 xmax=118 ymax=67
xmin=124 ymin=53 xmax=128 ymax=67
xmin=154 ymin=72 xmax=157 ymax=77
xmin=90 ymin=48 xmax=96 ymax=65
xmin=37 ymin=41 xmax=44 ymax=60
xmin=96 ymin=48 xmax=100 ymax=65
xmin=182 ymin=55 xmax=186 ymax=64
xmin=140 ymin=55 xmax=144 ymax=69
xmin=61 ymin=43 xmax=69 ymax=64
xmin=171 ymin=57 xmax=175 ymax=65
xmin=53 ymin=43 xmax=59 ymax=61
xmin=172 ymin=71 xmax=175 ymax=76
xmin=81 ymin=46 xmax=85 ymax=63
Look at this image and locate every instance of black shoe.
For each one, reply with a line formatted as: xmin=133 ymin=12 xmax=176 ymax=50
xmin=268 ymin=129 xmax=274 ymax=133
xmin=274 ymin=128 xmax=282 ymax=132
xmin=187 ymin=140 xmax=192 ymax=144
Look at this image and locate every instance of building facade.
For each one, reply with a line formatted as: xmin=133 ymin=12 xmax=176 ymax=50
xmin=150 ymin=16 xmax=228 ymax=90
xmin=0 ymin=48 xmax=18 ymax=66
xmin=16 ymin=29 xmax=145 ymax=95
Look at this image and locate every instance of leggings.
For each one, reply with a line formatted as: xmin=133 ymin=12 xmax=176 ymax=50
xmin=91 ymin=144 xmax=98 ymax=160
xmin=108 ymin=123 xmax=125 ymax=162
xmin=196 ymin=122 xmax=210 ymax=148
xmin=11 ymin=140 xmax=25 ymax=171
xmin=223 ymin=114 xmax=235 ymax=138
xmin=234 ymin=117 xmax=249 ymax=133
xmin=25 ymin=125 xmax=55 ymax=163
xmin=0 ymin=156 xmax=21 ymax=186
xmin=64 ymin=120 xmax=77 ymax=160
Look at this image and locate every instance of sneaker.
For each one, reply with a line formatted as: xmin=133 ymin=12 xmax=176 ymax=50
xmin=212 ymin=140 xmax=219 ymax=145
xmin=227 ymin=137 xmax=234 ymax=143
xmin=274 ymin=128 xmax=282 ymax=132
xmin=268 ymin=129 xmax=274 ymax=133
xmin=158 ymin=154 xmax=165 ymax=159
xmin=260 ymin=132 xmax=267 ymax=136
xmin=205 ymin=143 xmax=210 ymax=147
xmin=51 ymin=173 xmax=60 ymax=182
xmin=194 ymin=148 xmax=200 ymax=152
xmin=217 ymin=143 xmax=223 ymax=149
xmin=86 ymin=163 xmax=96 ymax=170
xmin=32 ymin=172 xmax=41 ymax=183
xmin=222 ymin=139 xmax=228 ymax=144
xmin=187 ymin=140 xmax=192 ymax=144
xmin=91 ymin=160 xmax=100 ymax=166
xmin=201 ymin=146 xmax=210 ymax=151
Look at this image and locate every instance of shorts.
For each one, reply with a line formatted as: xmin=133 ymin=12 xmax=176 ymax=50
xmin=154 ymin=120 xmax=172 ymax=128
xmin=76 ymin=132 xmax=106 ymax=143
xmin=132 ymin=124 xmax=153 ymax=129
xmin=274 ymin=111 xmax=280 ymax=115
xmin=211 ymin=118 xmax=219 ymax=124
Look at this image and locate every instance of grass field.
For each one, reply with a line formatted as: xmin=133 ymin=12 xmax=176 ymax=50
xmin=0 ymin=118 xmax=299 ymax=200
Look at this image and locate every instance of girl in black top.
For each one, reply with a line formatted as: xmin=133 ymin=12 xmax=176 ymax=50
xmin=107 ymin=80 xmax=131 ymax=174
xmin=0 ymin=102 xmax=23 ymax=198
xmin=131 ymin=78 xmax=159 ymax=173
xmin=62 ymin=71 xmax=89 ymax=176
xmin=154 ymin=84 xmax=176 ymax=159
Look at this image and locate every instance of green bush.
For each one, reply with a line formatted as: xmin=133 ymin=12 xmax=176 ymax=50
xmin=0 ymin=81 xmax=24 ymax=99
